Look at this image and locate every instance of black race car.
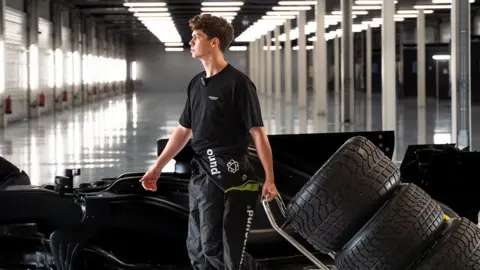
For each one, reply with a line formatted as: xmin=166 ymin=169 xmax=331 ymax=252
xmin=0 ymin=131 xmax=479 ymax=270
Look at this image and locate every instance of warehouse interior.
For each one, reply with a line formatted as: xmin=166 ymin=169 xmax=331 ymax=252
xmin=0 ymin=0 xmax=477 ymax=185
xmin=0 ymin=0 xmax=479 ymax=269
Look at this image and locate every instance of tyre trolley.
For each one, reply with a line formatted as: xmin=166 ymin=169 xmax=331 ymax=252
xmin=261 ymin=195 xmax=333 ymax=270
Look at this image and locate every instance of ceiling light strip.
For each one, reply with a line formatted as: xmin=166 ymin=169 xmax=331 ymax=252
xmin=278 ymin=1 xmax=317 ymax=5
xmin=134 ymin=12 xmax=170 ymax=17
xmin=352 ymin=5 xmax=381 ymax=10
xmin=201 ymin=7 xmax=241 ymax=12
xmin=201 ymin=1 xmax=244 ymax=23
xmin=128 ymin=2 xmax=182 ymax=44
xmin=272 ymin=6 xmax=312 ymax=11
xmin=432 ymin=0 xmax=474 ymax=3
xmin=165 ymin=47 xmax=184 ymax=51
xmin=397 ymin=10 xmax=434 ymax=14
xmin=165 ymin=42 xmax=183 ymax=46
xmin=229 ymin=46 xmax=248 ymax=51
xmin=355 ymin=0 xmax=398 ymax=4
xmin=200 ymin=12 xmax=237 ymax=16
xmin=201 ymin=1 xmax=244 ymax=6
xmin=331 ymin=10 xmax=368 ymax=15
xmin=124 ymin=2 xmax=167 ymax=7
xmin=414 ymin=4 xmax=451 ymax=9
xmin=129 ymin=7 xmax=168 ymax=12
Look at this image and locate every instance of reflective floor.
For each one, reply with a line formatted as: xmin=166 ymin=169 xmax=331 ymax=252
xmin=0 ymin=89 xmax=475 ymax=186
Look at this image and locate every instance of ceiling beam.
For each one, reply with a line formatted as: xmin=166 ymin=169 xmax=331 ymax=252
xmin=69 ymin=0 xmax=480 ymax=46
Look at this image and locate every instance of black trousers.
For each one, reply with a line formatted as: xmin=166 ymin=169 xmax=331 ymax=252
xmin=187 ymin=149 xmax=261 ymax=270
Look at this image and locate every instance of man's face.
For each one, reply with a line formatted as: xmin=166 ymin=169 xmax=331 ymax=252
xmin=189 ymin=29 xmax=216 ymax=59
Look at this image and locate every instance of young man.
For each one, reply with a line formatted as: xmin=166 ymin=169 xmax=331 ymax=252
xmin=139 ymin=14 xmax=278 ymax=270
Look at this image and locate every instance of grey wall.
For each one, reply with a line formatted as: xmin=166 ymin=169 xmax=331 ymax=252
xmin=5 ymin=0 xmax=50 ymax=18
xmin=131 ymin=43 xmax=248 ymax=93
xmin=129 ymin=32 xmax=326 ymax=96
xmin=38 ymin=0 xmax=49 ymax=20
xmin=6 ymin=0 xmax=23 ymax=10
xmin=62 ymin=8 xmax=69 ymax=27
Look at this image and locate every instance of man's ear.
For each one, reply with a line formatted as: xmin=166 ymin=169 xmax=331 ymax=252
xmin=212 ymin=37 xmax=219 ymax=47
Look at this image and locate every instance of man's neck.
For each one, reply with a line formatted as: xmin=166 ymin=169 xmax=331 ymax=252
xmin=201 ymin=56 xmax=228 ymax=78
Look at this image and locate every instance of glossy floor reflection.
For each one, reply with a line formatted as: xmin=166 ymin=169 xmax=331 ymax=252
xmin=258 ymin=91 xmax=477 ymax=163
xmin=0 ymin=90 xmax=475 ymax=186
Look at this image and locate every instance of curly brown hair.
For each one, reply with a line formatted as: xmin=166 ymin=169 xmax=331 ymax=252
xmin=188 ymin=14 xmax=234 ymax=53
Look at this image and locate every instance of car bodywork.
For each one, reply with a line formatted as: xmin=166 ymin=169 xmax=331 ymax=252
xmin=6 ymin=129 xmax=474 ymax=269
xmin=400 ymin=143 xmax=480 ymax=224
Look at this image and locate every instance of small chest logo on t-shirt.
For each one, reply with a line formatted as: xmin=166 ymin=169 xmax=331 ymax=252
xmin=209 ymin=96 xmax=218 ymax=100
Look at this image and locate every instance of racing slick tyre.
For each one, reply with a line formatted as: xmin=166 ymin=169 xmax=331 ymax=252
xmin=414 ymin=217 xmax=480 ymax=270
xmin=285 ymin=136 xmax=400 ymax=253
xmin=334 ymin=183 xmax=445 ymax=270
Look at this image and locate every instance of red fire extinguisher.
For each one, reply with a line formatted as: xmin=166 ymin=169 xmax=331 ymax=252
xmin=39 ymin=92 xmax=45 ymax=107
xmin=4 ymin=95 xmax=12 ymax=114
xmin=63 ymin=90 xmax=68 ymax=102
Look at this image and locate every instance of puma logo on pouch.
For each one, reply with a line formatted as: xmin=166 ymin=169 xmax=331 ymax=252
xmin=207 ymin=149 xmax=220 ymax=176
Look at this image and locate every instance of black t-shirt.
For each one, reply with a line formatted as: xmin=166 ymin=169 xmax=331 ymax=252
xmin=179 ymin=64 xmax=263 ymax=155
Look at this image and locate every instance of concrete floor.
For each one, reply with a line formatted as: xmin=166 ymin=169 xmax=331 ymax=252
xmin=0 ymin=89 xmax=473 ymax=186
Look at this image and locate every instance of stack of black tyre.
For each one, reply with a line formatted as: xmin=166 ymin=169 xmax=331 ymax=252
xmin=285 ymin=136 xmax=480 ymax=270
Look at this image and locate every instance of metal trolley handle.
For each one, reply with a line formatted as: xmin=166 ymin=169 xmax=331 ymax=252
xmin=261 ymin=194 xmax=331 ymax=270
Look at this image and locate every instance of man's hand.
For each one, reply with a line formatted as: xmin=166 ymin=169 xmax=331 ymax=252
xmin=262 ymin=179 xmax=278 ymax=202
xmin=139 ymin=124 xmax=192 ymax=192
xmin=140 ymin=164 xmax=162 ymax=192
xmin=250 ymin=127 xmax=277 ymax=202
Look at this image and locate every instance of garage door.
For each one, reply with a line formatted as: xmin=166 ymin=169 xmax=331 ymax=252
xmin=73 ymin=31 xmax=82 ymax=87
xmin=38 ymin=18 xmax=53 ymax=93
xmin=92 ymin=37 xmax=98 ymax=83
xmin=5 ymin=7 xmax=27 ymax=99
xmin=62 ymin=26 xmax=72 ymax=87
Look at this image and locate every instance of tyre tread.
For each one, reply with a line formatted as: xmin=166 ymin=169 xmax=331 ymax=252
xmin=335 ymin=184 xmax=445 ymax=270
xmin=415 ymin=217 xmax=480 ymax=270
xmin=286 ymin=136 xmax=400 ymax=253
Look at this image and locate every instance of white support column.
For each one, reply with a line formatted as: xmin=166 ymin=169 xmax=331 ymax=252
xmin=266 ymin=31 xmax=272 ymax=97
xmin=451 ymin=0 xmax=471 ymax=148
xmin=334 ymin=35 xmax=340 ymax=95
xmin=315 ymin=0 xmax=327 ymax=116
xmin=254 ymin=39 xmax=259 ymax=86
xmin=252 ymin=40 xmax=256 ymax=83
xmin=251 ymin=40 xmax=255 ymax=86
xmin=366 ymin=26 xmax=372 ymax=100
xmin=298 ymin=10 xmax=307 ymax=109
xmin=450 ymin=10 xmax=457 ymax=145
xmin=249 ymin=41 xmax=253 ymax=82
xmin=417 ymin=10 xmax=426 ymax=108
xmin=418 ymin=108 xmax=426 ymax=144
xmin=285 ymin=19 xmax=292 ymax=104
xmin=260 ymin=35 xmax=266 ymax=95
xmin=382 ymin=0 xmax=396 ymax=131
xmin=256 ymin=39 xmax=261 ymax=88
xmin=255 ymin=38 xmax=259 ymax=91
xmin=366 ymin=26 xmax=372 ymax=131
xmin=0 ymin=0 xmax=5 ymax=128
xmin=341 ymin=0 xmax=354 ymax=123
xmin=274 ymin=25 xmax=281 ymax=101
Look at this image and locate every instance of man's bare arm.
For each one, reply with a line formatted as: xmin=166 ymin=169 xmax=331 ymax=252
xmin=154 ymin=124 xmax=193 ymax=170
xmin=249 ymin=126 xmax=274 ymax=183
